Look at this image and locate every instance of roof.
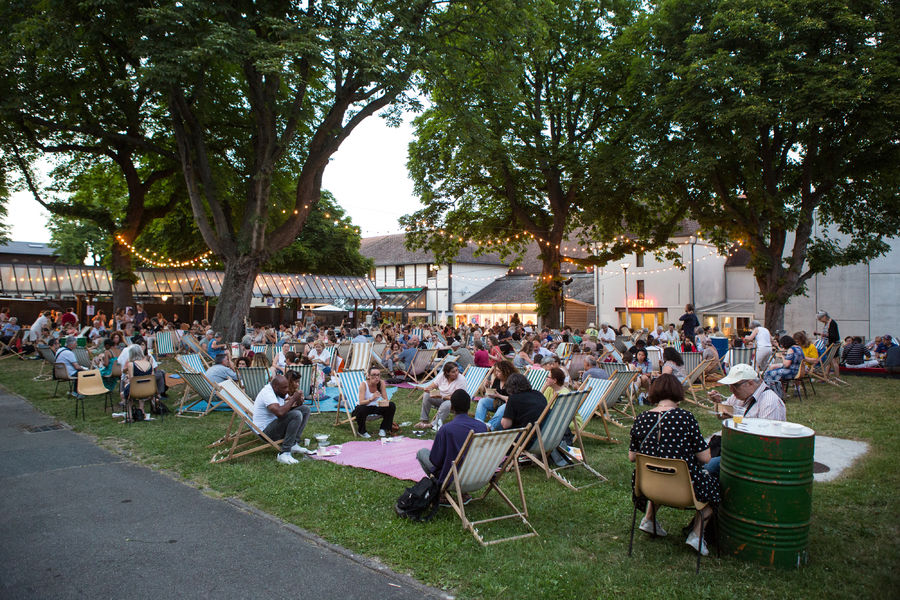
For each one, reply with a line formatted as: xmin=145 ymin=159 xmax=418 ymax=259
xmin=695 ymin=300 xmax=758 ymax=316
xmin=0 ymin=241 xmax=57 ymax=257
xmin=456 ymin=273 xmax=595 ymax=306
xmin=0 ymin=263 xmax=380 ymax=301
xmin=725 ymin=248 xmax=752 ymax=267
xmin=360 ymin=234 xmax=507 ymax=267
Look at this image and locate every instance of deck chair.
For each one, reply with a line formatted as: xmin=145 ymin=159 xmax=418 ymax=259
xmin=181 ymin=333 xmax=213 ymax=362
xmin=73 ymin=347 xmax=93 ymax=369
xmin=411 ymin=328 xmax=424 ymax=340
xmin=604 ymin=370 xmax=639 ymax=422
xmin=75 ymin=369 xmax=113 ymax=419
xmin=600 ymin=362 xmax=633 ymax=378
xmin=728 ymin=347 xmax=754 ymax=369
xmin=285 ymin=364 xmax=319 ymax=410
xmin=236 ymin=366 xmax=271 ymax=401
xmin=682 ymin=359 xmax=715 ymax=408
xmin=251 ymin=343 xmax=267 ymax=356
xmin=629 ymin=454 xmax=711 ymax=573
xmin=555 ymin=343 xmax=574 ymax=361
xmin=155 ymin=331 xmax=175 ymax=356
xmin=424 ymin=341 xmax=436 ymax=350
xmin=809 ymin=344 xmax=846 ymax=386
xmin=577 ymin=378 xmax=617 ymax=443
xmin=567 ymin=353 xmax=588 ymax=381
xmin=603 ymin=343 xmax=624 ymax=362
xmin=454 ymin=347 xmax=474 ymax=372
xmin=285 ymin=341 xmax=306 ymax=356
xmin=525 ymin=367 xmax=549 ymax=395
xmin=334 ymin=342 xmax=352 ymax=366
xmin=176 ymin=353 xmax=208 ymax=374
xmin=34 ymin=345 xmax=55 ymax=381
xmin=347 ymin=341 xmax=374 ymax=371
xmin=372 ymin=342 xmax=387 ymax=364
xmin=264 ymin=344 xmax=277 ymax=363
xmin=208 ymin=379 xmax=283 ymax=463
xmin=176 ymin=371 xmax=227 ymax=417
xmin=420 ymin=353 xmax=458 ymax=383
xmin=440 ymin=425 xmax=537 ymax=546
xmin=0 ymin=329 xmax=25 ymax=360
xmin=647 ymin=347 xmax=662 ymax=372
xmin=682 ymin=352 xmax=703 ymax=376
xmin=462 ymin=365 xmax=491 ymax=399
xmin=516 ymin=390 xmax=606 ymax=491
xmin=406 ymin=348 xmax=439 ymax=383
xmin=335 ymin=370 xmax=366 ymax=436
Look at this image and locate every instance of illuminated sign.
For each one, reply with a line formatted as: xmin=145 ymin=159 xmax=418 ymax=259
xmin=627 ymin=298 xmax=656 ymax=309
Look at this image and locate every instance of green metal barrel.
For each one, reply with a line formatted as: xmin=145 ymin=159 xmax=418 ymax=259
xmin=719 ymin=418 xmax=815 ymax=568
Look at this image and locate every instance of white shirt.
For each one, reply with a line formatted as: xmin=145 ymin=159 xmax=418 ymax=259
xmin=754 ymin=326 xmax=772 ymax=349
xmin=309 ymin=348 xmax=331 ymax=364
xmin=117 ymin=345 xmax=158 ymax=371
xmin=28 ymin=315 xmax=49 ymax=341
xmin=723 ymin=382 xmax=785 ymax=421
xmin=598 ymin=328 xmax=616 ymax=343
xmin=658 ymin=330 xmax=679 ymax=345
xmin=252 ymin=383 xmax=285 ymax=431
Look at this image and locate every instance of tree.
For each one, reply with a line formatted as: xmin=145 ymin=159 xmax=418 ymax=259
xmin=401 ymin=0 xmax=684 ymax=327
xmin=0 ymin=163 xmax=11 ymax=245
xmin=141 ymin=0 xmax=434 ymax=340
xmin=47 ymin=216 xmax=108 ymax=266
xmin=628 ymin=0 xmax=900 ymax=329
xmin=0 ymin=0 xmax=182 ymax=309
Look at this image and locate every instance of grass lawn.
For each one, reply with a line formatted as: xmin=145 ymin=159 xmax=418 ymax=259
xmin=2 ymin=356 xmax=898 ymax=599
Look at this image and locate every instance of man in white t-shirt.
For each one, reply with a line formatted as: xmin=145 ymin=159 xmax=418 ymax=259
xmin=598 ymin=323 xmax=616 ymax=344
xmin=252 ymin=374 xmax=311 ymax=465
xmin=27 ymin=311 xmax=51 ymax=343
xmin=744 ymin=320 xmax=773 ymax=371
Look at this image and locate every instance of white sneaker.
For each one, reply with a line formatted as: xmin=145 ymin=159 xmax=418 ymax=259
xmin=378 ymin=429 xmax=387 ymax=437
xmin=290 ymin=444 xmax=310 ymax=455
xmin=685 ymin=531 xmax=709 ymax=556
xmin=639 ymin=516 xmax=667 ymax=536
xmin=360 ymin=432 xmax=371 ymax=438
xmin=276 ymin=452 xmax=299 ymax=465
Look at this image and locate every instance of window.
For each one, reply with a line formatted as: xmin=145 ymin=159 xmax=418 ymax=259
xmin=636 ymin=253 xmax=644 ymax=267
xmin=395 ymin=265 xmax=405 ymax=281
xmin=368 ymin=268 xmax=376 ymax=281
xmin=636 ymin=280 xmax=645 ymax=300
xmin=428 ymin=264 xmax=438 ymax=278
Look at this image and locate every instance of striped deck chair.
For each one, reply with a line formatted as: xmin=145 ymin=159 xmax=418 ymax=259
xmin=33 ymin=344 xmax=55 ymax=381
xmin=347 ymin=342 xmax=374 ymax=371
xmin=176 ymin=353 xmax=208 ymax=374
xmin=602 ymin=343 xmax=623 ymax=362
xmin=516 ymin=390 xmax=606 ymax=491
xmin=552 ymin=334 xmax=563 ymax=342
xmin=0 ymin=329 xmax=25 ymax=361
xmin=335 ymin=370 xmax=366 ymax=436
xmin=440 ymin=425 xmax=537 ymax=546
xmin=251 ymin=344 xmax=267 ymax=356
xmin=601 ymin=370 xmax=639 ymax=425
xmin=74 ymin=348 xmax=93 ymax=369
xmin=372 ymin=342 xmax=387 ymax=365
xmin=176 ymin=371 xmax=227 ymax=417
xmin=510 ymin=340 xmax=523 ymax=352
xmin=525 ymin=367 xmax=550 ymax=395
xmin=420 ymin=353 xmax=458 ymax=383
xmin=600 ymin=362 xmax=633 ymax=378
xmin=462 ymin=365 xmax=491 ymax=399
xmin=435 ymin=332 xmax=448 ymax=346
xmin=555 ymin=343 xmax=574 ymax=361
xmin=808 ymin=344 xmax=846 ymax=386
xmin=566 ymin=353 xmax=588 ymax=381
xmin=285 ymin=364 xmax=319 ymax=410
xmin=155 ymin=331 xmax=175 ymax=356
xmin=406 ymin=348 xmax=438 ymax=384
xmin=285 ymin=341 xmax=306 ymax=356
xmin=682 ymin=359 xmax=716 ymax=407
xmin=237 ymin=366 xmax=271 ymax=401
xmin=264 ymin=344 xmax=277 ymax=363
xmin=182 ymin=333 xmax=213 ymax=362
xmin=646 ymin=347 xmax=661 ymax=372
xmin=682 ymin=351 xmax=703 ymax=375
xmin=334 ymin=342 xmax=352 ymax=368
xmin=577 ymin=378 xmax=617 ymax=443
xmin=411 ymin=328 xmax=424 ymax=341
xmin=454 ymin=347 xmax=474 ymax=372
xmin=728 ymin=347 xmax=755 ymax=368
xmin=208 ymin=379 xmax=282 ymax=463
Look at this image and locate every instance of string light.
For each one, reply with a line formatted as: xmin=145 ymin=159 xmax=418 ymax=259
xmin=115 ymin=235 xmax=214 ymax=268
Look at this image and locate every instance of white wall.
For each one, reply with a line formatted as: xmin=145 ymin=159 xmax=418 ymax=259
xmin=450 ymin=264 xmax=509 ymax=306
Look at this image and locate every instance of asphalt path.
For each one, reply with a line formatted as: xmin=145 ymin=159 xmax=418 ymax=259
xmin=0 ymin=390 xmax=447 ymax=599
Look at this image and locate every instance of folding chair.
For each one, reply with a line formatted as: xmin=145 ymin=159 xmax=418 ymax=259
xmin=555 ymin=343 xmax=573 ymax=361
xmin=420 ymin=353 xmax=458 ymax=383
xmin=176 ymin=371 xmax=227 ymax=417
xmin=600 ymin=362 xmax=633 ymax=379
xmin=335 ymin=370 xmax=366 ymax=436
xmin=603 ymin=370 xmax=639 ymax=422
xmin=264 ymin=344 xmax=277 ymax=363
xmin=603 ymin=343 xmax=623 ymax=362
xmin=251 ymin=344 xmax=267 ymax=356
xmin=577 ymin=377 xmax=618 ymax=443
xmin=791 ymin=360 xmax=816 ymax=398
xmin=647 ymin=347 xmax=662 ymax=372
xmin=33 ymin=345 xmax=55 ymax=381
xmin=406 ymin=348 xmax=438 ymax=383
xmin=155 ymin=330 xmax=175 ymax=356
xmin=334 ymin=342 xmax=352 ymax=368
xmin=454 ymin=347 xmax=474 ymax=372
xmin=176 ymin=353 xmax=209 ymax=374
xmin=208 ymin=379 xmax=283 ymax=463
xmin=682 ymin=359 xmax=715 ymax=408
xmin=73 ymin=347 xmax=93 ymax=369
xmin=566 ymin=353 xmax=588 ymax=381
xmin=629 ymin=454 xmax=712 ymax=573
xmin=347 ymin=341 xmax=374 ymax=371
xmin=181 ymin=333 xmax=214 ymax=362
xmin=0 ymin=329 xmax=25 ymax=360
xmin=75 ymin=369 xmax=113 ymax=419
xmin=236 ymin=366 xmax=271 ymax=401
xmin=525 ymin=367 xmax=550 ymax=395
xmin=440 ymin=425 xmax=537 ymax=546
xmin=516 ymin=390 xmax=606 ymax=491
xmin=728 ymin=347 xmax=754 ymax=369
xmin=462 ymin=365 xmax=491 ymax=399
xmin=681 ymin=352 xmax=703 ymax=376
xmin=285 ymin=364 xmax=319 ymax=411
xmin=809 ymin=344 xmax=846 ymax=386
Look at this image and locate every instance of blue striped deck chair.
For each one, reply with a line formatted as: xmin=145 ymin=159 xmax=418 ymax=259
xmin=347 ymin=341 xmax=374 ymax=371
xmin=525 ymin=367 xmax=549 ymax=395
xmin=237 ymin=366 xmax=271 ymax=401
xmin=420 ymin=353 xmax=458 ymax=383
xmin=552 ymin=334 xmax=563 ymax=342
xmin=411 ymin=328 xmax=424 ymax=341
xmin=176 ymin=353 xmax=208 ymax=374
xmin=623 ymin=340 xmax=634 ymax=351
xmin=439 ymin=425 xmax=537 ymax=546
xmin=462 ymin=365 xmax=491 ymax=399
xmin=264 ymin=344 xmax=277 ymax=363
xmin=208 ymin=379 xmax=282 ymax=463
xmin=285 ymin=364 xmax=319 ymax=411
xmin=424 ymin=341 xmax=436 ymax=350
xmin=176 ymin=371 xmax=226 ymax=417
xmin=73 ymin=348 xmax=93 ymax=369
xmin=602 ymin=343 xmax=623 ymax=362
xmin=604 ymin=370 xmax=639 ymax=423
xmin=555 ymin=343 xmax=574 ymax=361
xmin=251 ymin=344 xmax=267 ymax=356
xmin=435 ymin=332 xmax=448 ymax=346
xmin=600 ymin=362 xmax=633 ymax=379
xmin=155 ymin=331 xmax=175 ymax=356
xmin=335 ymin=370 xmax=366 ymax=436
xmin=813 ymin=337 xmax=827 ymax=354
xmin=577 ymin=378 xmax=616 ymax=443
xmin=286 ymin=342 xmax=306 ymax=356
xmin=517 ymin=390 xmax=606 ymax=491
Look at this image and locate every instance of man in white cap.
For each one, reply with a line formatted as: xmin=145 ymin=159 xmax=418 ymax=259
xmin=709 ymin=363 xmax=785 ymax=421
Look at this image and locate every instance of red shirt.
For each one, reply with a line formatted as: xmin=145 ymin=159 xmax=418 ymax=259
xmin=473 ymin=349 xmax=492 ymax=368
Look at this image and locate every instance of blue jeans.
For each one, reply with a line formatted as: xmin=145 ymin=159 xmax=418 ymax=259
xmin=488 ymin=404 xmax=506 ymax=431
xmin=475 ymin=396 xmax=498 ymax=422
xmin=704 ymin=456 xmax=721 ymax=478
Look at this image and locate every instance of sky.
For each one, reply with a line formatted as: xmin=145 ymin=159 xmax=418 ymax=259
xmin=6 ymin=114 xmax=424 ymax=243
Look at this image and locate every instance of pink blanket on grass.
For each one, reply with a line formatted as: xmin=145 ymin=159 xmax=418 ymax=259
xmin=311 ymin=436 xmax=433 ymax=481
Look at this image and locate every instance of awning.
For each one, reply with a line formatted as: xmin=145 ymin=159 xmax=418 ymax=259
xmin=696 ymin=300 xmax=757 ymax=316
xmin=0 ymin=263 xmax=380 ymax=302
xmin=335 ymin=287 xmax=427 ymax=312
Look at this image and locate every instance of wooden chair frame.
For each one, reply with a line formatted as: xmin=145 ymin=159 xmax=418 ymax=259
xmin=208 ymin=379 xmax=284 ymax=463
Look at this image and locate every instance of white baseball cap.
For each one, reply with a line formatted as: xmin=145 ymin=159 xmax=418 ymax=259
xmin=718 ymin=363 xmax=759 ymax=385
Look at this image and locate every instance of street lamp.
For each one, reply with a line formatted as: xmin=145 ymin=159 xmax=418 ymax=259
xmin=621 ymin=262 xmax=630 ymax=329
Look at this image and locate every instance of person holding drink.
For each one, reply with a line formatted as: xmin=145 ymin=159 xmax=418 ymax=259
xmin=355 ymin=367 xmax=396 ymax=438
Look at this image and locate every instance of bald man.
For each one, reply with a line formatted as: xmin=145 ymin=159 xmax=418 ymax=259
xmin=252 ymin=374 xmax=311 ymax=465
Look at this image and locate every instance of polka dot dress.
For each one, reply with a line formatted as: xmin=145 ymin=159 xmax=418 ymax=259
xmin=629 ymin=407 xmax=721 ymax=510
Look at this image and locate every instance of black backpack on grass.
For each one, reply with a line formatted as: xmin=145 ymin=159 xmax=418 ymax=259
xmin=394 ymin=476 xmax=440 ymax=522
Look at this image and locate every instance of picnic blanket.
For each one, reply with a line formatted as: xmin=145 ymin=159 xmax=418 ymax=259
xmin=310 ymin=436 xmax=433 ymax=481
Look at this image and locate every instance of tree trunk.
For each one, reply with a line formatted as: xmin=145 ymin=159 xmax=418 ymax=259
xmin=212 ymin=255 xmax=262 ymax=342
xmin=109 ymin=240 xmax=135 ymax=311
xmin=764 ymin=300 xmax=786 ymax=334
xmin=539 ymin=251 xmax=563 ymax=329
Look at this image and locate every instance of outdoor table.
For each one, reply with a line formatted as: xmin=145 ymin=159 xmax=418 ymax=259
xmin=718 ymin=418 xmax=815 ymax=568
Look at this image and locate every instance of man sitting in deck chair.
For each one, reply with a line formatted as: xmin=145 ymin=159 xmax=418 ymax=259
xmin=414 ymin=362 xmax=467 ymax=430
xmin=204 ymin=353 xmax=238 ymax=384
xmin=416 ymin=389 xmax=487 ymax=492
xmin=251 ymin=374 xmax=311 ymax=465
